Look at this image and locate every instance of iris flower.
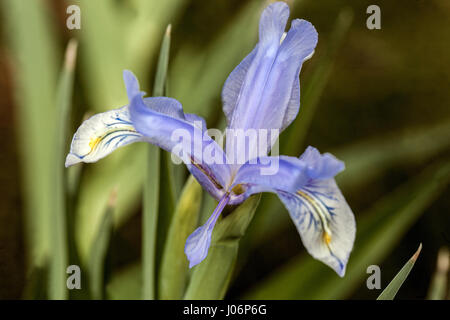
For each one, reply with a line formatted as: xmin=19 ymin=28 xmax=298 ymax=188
xmin=66 ymin=2 xmax=355 ymax=276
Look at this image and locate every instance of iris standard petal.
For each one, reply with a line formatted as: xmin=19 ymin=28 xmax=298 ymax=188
xmin=276 ymin=19 xmax=318 ymax=130
xmin=278 ymin=179 xmax=355 ymax=277
xmin=185 ymin=193 xmax=230 ymax=268
xmin=227 ymin=1 xmax=289 ymax=131
xmin=65 ymin=105 xmax=143 ymax=167
xmin=224 ymin=2 xmax=318 ymax=164
xmin=242 ymin=18 xmax=317 ymax=132
xmin=221 ymin=46 xmax=258 ymax=127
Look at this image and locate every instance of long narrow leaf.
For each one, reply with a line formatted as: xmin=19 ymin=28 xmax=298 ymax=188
xmin=426 ymin=247 xmax=449 ymax=300
xmin=1 ymin=0 xmax=60 ymax=276
xmin=159 ymin=176 xmax=202 ymax=299
xmin=49 ymin=39 xmax=78 ymax=300
xmin=142 ymin=25 xmax=172 ymax=300
xmin=88 ymin=190 xmax=116 ymax=299
xmin=377 ymin=244 xmax=422 ymax=300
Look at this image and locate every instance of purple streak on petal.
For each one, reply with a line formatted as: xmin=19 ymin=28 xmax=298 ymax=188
xmin=185 ymin=193 xmax=231 ymax=268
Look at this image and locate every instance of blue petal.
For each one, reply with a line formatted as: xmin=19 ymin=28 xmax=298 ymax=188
xmin=221 ymin=46 xmax=258 ymax=127
xmin=258 ymin=1 xmax=290 ymax=47
xmin=277 ymin=19 xmax=318 ymax=130
xmin=223 ymin=2 xmax=318 ymax=163
xmin=232 ymin=150 xmax=355 ymax=276
xmin=227 ymin=2 xmax=290 ymax=132
xmin=300 ymin=146 xmax=345 ymax=179
xmin=232 ymin=156 xmax=309 ymax=198
xmin=127 ymin=72 xmax=232 ymax=195
xmin=124 ymin=70 xmax=185 ymax=119
xmin=185 ymin=193 xmax=230 ymax=267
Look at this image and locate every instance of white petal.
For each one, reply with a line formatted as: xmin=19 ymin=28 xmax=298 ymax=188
xmin=279 ymin=178 xmax=356 ymax=276
xmin=65 ymin=106 xmax=143 ymax=167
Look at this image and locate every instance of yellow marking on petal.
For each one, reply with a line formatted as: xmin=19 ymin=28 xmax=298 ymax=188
xmin=323 ymin=231 xmax=332 ymax=245
xmin=89 ymin=137 xmax=101 ymax=151
xmin=232 ymin=184 xmax=245 ymax=195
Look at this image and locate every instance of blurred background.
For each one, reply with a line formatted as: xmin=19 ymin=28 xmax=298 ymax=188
xmin=0 ymin=0 xmax=449 ymax=299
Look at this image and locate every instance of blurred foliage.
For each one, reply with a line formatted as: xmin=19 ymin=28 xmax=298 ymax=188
xmin=0 ymin=0 xmax=449 ymax=300
xmin=426 ymin=247 xmax=449 ymax=300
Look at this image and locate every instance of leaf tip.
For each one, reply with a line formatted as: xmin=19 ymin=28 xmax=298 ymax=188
xmin=411 ymin=243 xmax=422 ymax=262
xmin=436 ymin=247 xmax=449 ymax=273
xmin=166 ymin=24 xmax=172 ymax=36
xmin=64 ymin=39 xmax=78 ymax=72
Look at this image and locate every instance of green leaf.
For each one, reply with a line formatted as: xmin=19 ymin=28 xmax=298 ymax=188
xmin=142 ymin=24 xmax=172 ymax=300
xmin=74 ymin=0 xmax=187 ymax=264
xmin=152 ymin=25 xmax=172 ymax=97
xmin=49 ymin=39 xmax=78 ymax=300
xmin=159 ymin=176 xmax=202 ymax=299
xmin=142 ymin=147 xmax=160 ymax=300
xmin=184 ymin=195 xmax=261 ymax=300
xmin=377 ymin=244 xmax=422 ymax=300
xmin=426 ymin=247 xmax=449 ymax=300
xmin=75 ymin=147 xmax=146 ymax=262
xmin=88 ymin=190 xmax=115 ymax=300
xmin=243 ymin=159 xmax=450 ymax=299
xmin=1 ymin=0 xmax=60 ymax=274
xmin=106 ymin=263 xmax=141 ymax=300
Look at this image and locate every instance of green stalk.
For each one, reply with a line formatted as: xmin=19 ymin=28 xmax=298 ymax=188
xmin=142 ymin=25 xmax=172 ymax=300
xmin=49 ymin=39 xmax=78 ymax=300
xmin=426 ymin=247 xmax=449 ymax=300
xmin=89 ymin=189 xmax=116 ymax=299
xmin=159 ymin=176 xmax=202 ymax=299
xmin=1 ymin=0 xmax=60 ymax=278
